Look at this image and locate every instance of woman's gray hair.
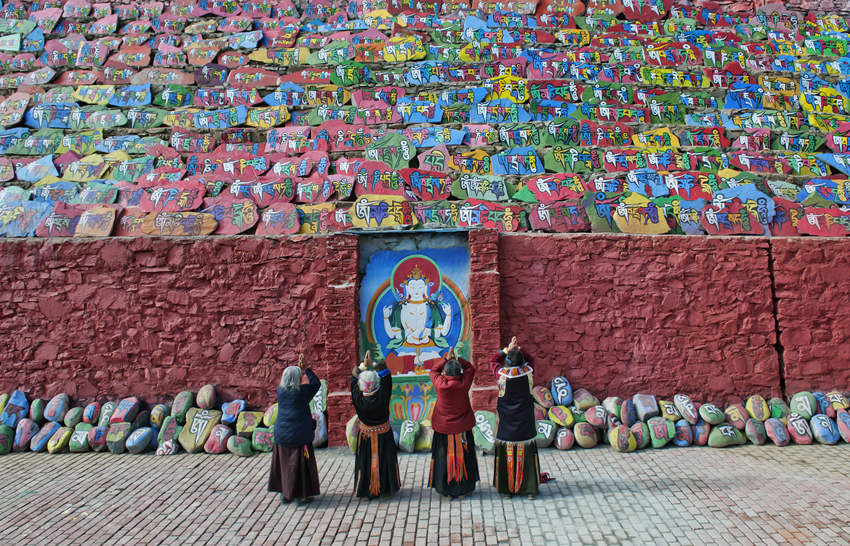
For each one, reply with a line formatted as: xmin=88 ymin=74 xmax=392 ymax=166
xmin=358 ymin=370 xmax=380 ymax=395
xmin=280 ymin=366 xmax=302 ymax=390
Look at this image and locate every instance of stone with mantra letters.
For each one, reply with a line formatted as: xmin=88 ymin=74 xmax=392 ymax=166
xmin=0 ymin=425 xmax=13 ymax=455
xmin=535 ymin=420 xmax=557 ymax=448
xmin=572 ymin=388 xmax=598 ymax=411
xmin=769 ymin=398 xmax=791 ymax=422
xmin=204 ymin=424 xmax=233 ymax=454
xmin=550 ymin=377 xmax=573 ymax=406
xmin=69 ymin=423 xmax=93 ymax=452
xmin=1 ymin=390 xmax=28 ymax=428
xmin=608 ymin=424 xmax=637 ymax=453
xmin=602 ymin=397 xmax=622 ymax=420
xmin=149 ymin=404 xmax=168 ymax=429
xmin=790 ymin=392 xmax=817 ymax=420
xmin=30 ymin=421 xmax=60 ymax=452
xmin=227 ymin=435 xmax=253 ymax=457
xmin=672 ymin=420 xmax=693 ymax=447
xmin=826 ymin=391 xmax=850 ymax=412
xmin=236 ymin=411 xmax=265 ymax=438
xmin=810 ymin=415 xmax=840 ymax=445
xmin=673 ymin=394 xmax=698 ymax=425
xmin=139 ymin=182 xmax=206 ymax=213
xmin=157 ymin=416 xmax=181 ymax=446
xmin=647 ymin=417 xmax=675 ymax=448
xmin=533 ymin=404 xmax=547 ymax=421
xmin=263 ymin=404 xmax=278 ymax=428
xmin=64 ymin=407 xmax=83 ymax=428
xmin=813 ymin=393 xmax=832 ymax=419
xmin=29 ymin=398 xmax=44 ymax=424
xmin=724 ymin=403 xmax=748 ymax=430
xmin=585 ymin=405 xmax=608 ymax=429
xmin=693 ymin=420 xmax=710 ymax=446
xmin=620 ymin=399 xmax=637 ymax=427
xmin=156 ymin=440 xmax=179 ymax=456
xmin=73 ymin=205 xmax=116 ymax=237
xmin=44 ymin=393 xmax=70 ymax=423
xmin=532 ymin=385 xmax=555 ymax=409
xmin=835 ymin=410 xmax=850 ymax=443
xmin=221 ymin=400 xmax=246 ymax=425
xmin=473 ymin=411 xmax=497 ymax=454
xmin=346 ymin=415 xmax=360 ymax=453
xmin=142 ymin=211 xmax=217 ymax=236
xmin=171 ymin=392 xmax=194 ymax=424
xmin=632 ymin=394 xmax=658 ymax=421
xmin=310 ymin=381 xmax=328 ymax=415
xmin=87 ymin=426 xmax=108 ymax=452
xmin=110 ymin=397 xmax=141 ymax=425
xmin=745 ymin=419 xmax=767 ymax=445
xmin=547 ymin=406 xmax=574 ymax=428
xmin=554 ymin=427 xmax=575 ymax=450
xmin=106 ymin=422 xmax=132 ymax=454
xmin=398 ymin=419 xmax=419 ymax=453
xmin=197 ymin=384 xmax=216 ymax=410
xmin=708 ymin=425 xmax=746 ymax=448
xmin=574 ymin=422 xmax=597 ymax=448
xmin=82 ymin=402 xmax=100 ymax=425
xmin=179 ymin=408 xmax=222 ymax=453
xmin=313 ymin=412 xmax=328 ymax=447
xmin=14 ymin=419 xmax=38 ymax=451
xmin=202 ymin=197 xmax=259 ymax=235
xmin=699 ymin=403 xmax=725 ymax=425
xmin=657 ymin=399 xmax=681 ymax=422
xmin=251 ymin=427 xmax=274 ymax=453
xmin=47 ymin=426 xmax=73 ymax=454
xmin=631 ymin=422 xmax=650 ymax=449
xmin=786 ymin=413 xmax=814 ymax=445
xmin=257 ymin=204 xmax=300 ymax=235
xmin=97 ymin=402 xmax=116 ymax=428
xmin=745 ymin=395 xmax=770 ymax=421
xmin=126 ymin=427 xmax=155 ymax=454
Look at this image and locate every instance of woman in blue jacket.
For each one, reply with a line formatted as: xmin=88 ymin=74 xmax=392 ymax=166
xmin=269 ymin=354 xmax=321 ymax=506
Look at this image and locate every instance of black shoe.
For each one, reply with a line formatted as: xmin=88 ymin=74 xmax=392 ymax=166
xmin=295 ymin=497 xmax=314 ymax=506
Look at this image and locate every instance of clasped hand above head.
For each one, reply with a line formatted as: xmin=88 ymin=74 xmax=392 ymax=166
xmin=502 ymin=336 xmax=520 ymax=354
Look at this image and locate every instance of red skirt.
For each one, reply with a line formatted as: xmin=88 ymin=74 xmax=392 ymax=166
xmin=268 ymin=443 xmax=320 ymax=501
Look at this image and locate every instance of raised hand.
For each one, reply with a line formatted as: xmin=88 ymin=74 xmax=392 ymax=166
xmin=446 ymin=347 xmax=456 ymax=360
xmin=298 ymin=353 xmax=306 ymax=369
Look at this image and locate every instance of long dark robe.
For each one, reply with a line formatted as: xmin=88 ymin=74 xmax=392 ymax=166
xmin=351 ymin=371 xmax=401 ymax=498
xmin=429 ymin=430 xmax=479 ymax=497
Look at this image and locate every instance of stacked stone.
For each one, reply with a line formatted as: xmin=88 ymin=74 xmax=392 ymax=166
xmin=0 ymin=381 xmax=330 ymax=456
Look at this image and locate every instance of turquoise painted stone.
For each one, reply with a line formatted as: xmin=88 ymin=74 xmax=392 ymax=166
xmin=30 ymin=421 xmax=60 ymax=452
xmin=764 ymin=418 xmax=790 ymax=446
xmin=810 ymin=415 xmax=840 ymax=445
xmin=745 ymin=395 xmax=770 ymax=421
xmin=64 ymin=407 xmax=84 ymax=428
xmin=227 ymin=435 xmax=253 ymax=457
xmin=584 ymin=405 xmax=607 ymax=429
xmin=97 ymin=401 xmax=116 ymax=428
xmin=573 ymin=388 xmax=598 ymax=411
xmin=658 ymin=399 xmax=681 ymax=421
xmin=620 ymin=399 xmax=637 ymax=427
xmin=398 ymin=419 xmax=419 ymax=453
xmin=673 ymin=394 xmax=698 ymax=425
xmin=69 ymin=423 xmax=93 ymax=452
xmin=29 ymin=398 xmax=44 ymax=424
xmin=554 ymin=427 xmax=574 ymax=450
xmin=197 ymin=384 xmax=216 ymax=410
xmin=1 ymin=390 xmax=29 ymax=428
xmin=473 ymin=411 xmax=497 ymax=454
xmin=171 ymin=391 xmax=194 ymax=424
xmin=574 ymin=422 xmax=597 ymax=448
xmin=110 ymin=397 xmax=141 ymax=425
xmin=44 ymin=394 xmax=70 ymax=423
xmin=631 ymin=421 xmax=650 ymax=449
xmin=156 ymin=440 xmax=179 ymax=456
xmin=222 ymin=400 xmax=246 ymax=425
xmin=82 ymin=402 xmax=100 ymax=424
xmin=204 ymin=424 xmax=233 ymax=454
xmin=532 ymin=385 xmax=554 ymax=409
xmin=789 ymin=392 xmax=817 ymax=420
xmin=236 ymin=411 xmax=264 ymax=438
xmin=708 ymin=425 xmax=746 ymax=447
xmin=252 ymin=427 xmax=274 ymax=452
xmin=47 ymin=426 xmax=73 ymax=453
xmin=647 ymin=417 xmax=675 ymax=448
xmin=699 ymin=403 xmax=725 ymax=425
xmin=0 ymin=424 xmax=13 ymax=455
xmin=786 ymin=413 xmax=813 ymax=445
xmin=263 ymin=404 xmax=278 ymax=427
xmin=157 ymin=416 xmax=181 ymax=446
xmin=693 ymin=419 xmax=710 ymax=446
xmin=14 ymin=418 xmax=38 ymax=451
xmin=608 ymin=424 xmax=636 ymax=453
xmin=550 ymin=377 xmax=572 ymax=406
xmin=87 ymin=426 xmax=108 ymax=452
xmin=836 ymin=409 xmax=850 ymax=442
xmin=745 ymin=419 xmax=767 ymax=445
xmin=107 ymin=422 xmax=132 ymax=454
xmin=672 ymin=419 xmax=692 ymax=447
xmin=769 ymin=398 xmax=790 ymax=422
xmin=632 ymin=394 xmax=658 ymax=421
xmin=535 ymin=420 xmax=556 ymax=447
xmin=126 ymin=427 xmax=155 ymax=454
xmin=313 ymin=412 xmax=327 ymax=447
xmin=602 ymin=397 xmax=622 ymax=419
xmin=149 ymin=404 xmax=168 ymax=429
xmin=813 ymin=392 xmax=830 ymax=417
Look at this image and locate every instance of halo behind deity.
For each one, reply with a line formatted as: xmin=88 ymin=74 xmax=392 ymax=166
xmin=390 ymin=255 xmax=441 ymax=300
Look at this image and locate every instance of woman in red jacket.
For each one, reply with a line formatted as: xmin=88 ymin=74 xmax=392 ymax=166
xmin=428 ymin=347 xmax=479 ymax=499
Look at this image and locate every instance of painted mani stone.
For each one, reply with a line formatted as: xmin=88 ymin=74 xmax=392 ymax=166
xmin=786 ymin=413 xmax=814 ymax=445
xmin=346 ymin=416 xmax=359 ymax=453
xmin=536 ymin=420 xmax=556 ymax=448
xmin=745 ymin=395 xmax=770 ymax=422
xmin=157 ymin=416 xmax=181 ymax=446
xmin=107 ymin=422 xmax=132 ymax=454
xmin=585 ymin=406 xmax=608 ymax=429
xmin=673 ymin=420 xmax=693 ymax=447
xmin=398 ymin=419 xmax=419 ymax=453
xmin=826 ymin=391 xmax=849 ymax=412
xmin=69 ymin=423 xmax=93 ymax=452
xmin=620 ymin=400 xmax=637 ymax=427
xmin=222 ymin=400 xmax=246 ymax=425
xmin=608 ymin=424 xmax=637 ymax=453
xmin=745 ymin=419 xmax=767 ymax=445
xmin=126 ymin=427 xmax=155 ymax=454
xmin=1 ymin=390 xmax=29 ymax=428
xmin=699 ymin=403 xmax=726 ymax=425
xmin=196 ymin=384 xmax=216 ymax=410
xmin=631 ymin=422 xmax=650 ymax=449
xmin=29 ymin=398 xmax=44 ymax=424
xmin=673 ymin=394 xmax=698 ymax=425
xmin=573 ymin=422 xmax=597 ymax=448
xmin=178 ymin=409 xmax=222 ymax=453
xmin=14 ymin=418 xmax=38 ymax=451
xmin=415 ymin=423 xmax=434 ymax=452
xmin=251 ymin=427 xmax=274 ymax=452
xmin=708 ymin=425 xmax=746 ymax=448
xmin=263 ymin=404 xmax=278 ymax=428
xmin=789 ymin=392 xmax=818 ymax=420
xmin=110 ymin=397 xmax=141 ymax=425
xmin=150 ymin=404 xmax=168 ymax=429
xmin=572 ymin=388 xmax=598 ymax=411
xmin=769 ymin=398 xmax=791 ymax=422
xmin=82 ymin=402 xmax=101 ymax=424
xmin=550 ymin=377 xmax=573 ymax=406
xmin=547 ymin=406 xmax=574 ymax=428
xmin=64 ymin=407 xmax=84 ymax=428
xmin=47 ymin=426 xmax=73 ymax=453
xmin=0 ymin=425 xmax=13 ymax=455
xmin=133 ymin=410 xmax=151 ymax=430
xmin=313 ymin=412 xmax=328 ymax=447
xmin=473 ymin=411 xmax=496 ymax=454
xmin=632 ymin=394 xmax=658 ymax=421
xmin=227 ymin=435 xmax=253 ymax=457
xmin=532 ymin=386 xmax=554 ymax=409
xmin=658 ymin=400 xmax=681 ymax=422
xmin=836 ymin=410 xmax=850 ymax=443
xmin=171 ymin=391 xmax=194 ymax=424
xmin=647 ymin=417 xmax=675 ymax=448
xmin=236 ymin=411 xmax=265 ymax=438
xmin=44 ymin=393 xmax=70 ymax=423
xmin=31 ymin=421 xmax=61 ymax=452
xmin=204 ymin=424 xmax=233 ymax=454
xmin=0 ymin=394 xmax=7 ymax=418
xmin=88 ymin=426 xmax=108 ymax=452
xmin=693 ymin=420 xmax=711 ymax=446
xmin=554 ymin=427 xmax=575 ymax=450
xmin=724 ymin=404 xmax=748 ymax=431
xmin=533 ymin=405 xmax=547 ymax=421
xmin=156 ymin=440 xmax=179 ymax=456
xmin=603 ymin=397 xmax=623 ymax=419
xmin=810 ymin=415 xmax=840 ymax=445
xmin=97 ymin=401 xmax=116 ymax=428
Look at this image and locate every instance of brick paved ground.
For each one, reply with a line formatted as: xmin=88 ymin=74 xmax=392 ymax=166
xmin=0 ymin=445 xmax=848 ymax=545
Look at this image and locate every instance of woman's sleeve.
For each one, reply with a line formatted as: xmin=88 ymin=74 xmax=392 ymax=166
xmin=378 ymin=369 xmax=392 ymax=406
xmin=461 ymin=358 xmax=475 ymax=388
xmin=490 ymin=351 xmax=506 ymax=375
xmin=301 ymin=368 xmax=321 ymax=400
xmin=350 ymin=375 xmax=363 ymax=407
xmin=429 ymin=356 xmax=447 ymax=388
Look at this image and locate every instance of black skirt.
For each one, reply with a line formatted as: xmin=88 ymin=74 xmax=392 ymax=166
xmin=268 ymin=443 xmax=320 ymax=501
xmin=429 ymin=430 xmax=480 ymax=497
xmin=493 ymin=439 xmax=540 ymax=496
xmin=354 ymin=429 xmax=401 ymax=498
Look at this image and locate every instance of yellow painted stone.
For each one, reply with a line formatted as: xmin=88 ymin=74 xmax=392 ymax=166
xmin=612 ymin=193 xmax=670 ymax=235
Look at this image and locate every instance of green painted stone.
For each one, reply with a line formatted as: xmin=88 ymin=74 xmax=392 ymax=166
xmin=473 ymin=410 xmax=497 ymax=454
xmin=97 ymin=401 xmax=116 ymax=428
xmin=745 ymin=395 xmax=770 ymax=421
xmin=535 ymin=420 xmax=556 ymax=447
xmin=346 ymin=415 xmax=359 ymax=453
xmin=171 ymin=391 xmax=194 ymax=424
xmin=197 ymin=384 xmax=216 ymax=410
xmin=415 ymin=423 xmax=434 ymax=452
xmin=0 ymin=424 xmax=13 ymax=455
xmin=698 ymin=403 xmax=725 ymax=425
xmin=745 ymin=419 xmax=767 ymax=445
xmin=398 ymin=419 xmax=419 ymax=453
xmin=647 ymin=417 xmax=675 ymax=448
xmin=631 ymin=421 xmax=650 ymax=449
xmin=69 ymin=423 xmax=94 ymax=452
xmin=227 ymin=434 xmax=254 ymax=457
xmin=107 ymin=422 xmax=131 ymax=454
xmin=0 ymin=394 xmax=8 ymax=417
xmin=263 ymin=404 xmax=278 ymax=427
xmin=64 ymin=407 xmax=84 ymax=428
xmin=251 ymin=427 xmax=274 ymax=452
xmin=602 ymin=397 xmax=622 ymax=419
xmin=789 ymin=392 xmax=817 ymax=420
xmin=769 ymin=398 xmax=791 ymax=422
xmin=157 ymin=416 xmax=181 ymax=446
xmin=236 ymin=411 xmax=265 ymax=438
xmin=150 ymin=404 xmax=168 ymax=429
xmin=47 ymin=426 xmax=73 ymax=453
xmin=708 ymin=424 xmax=747 ymax=447
xmin=29 ymin=399 xmax=45 ymax=424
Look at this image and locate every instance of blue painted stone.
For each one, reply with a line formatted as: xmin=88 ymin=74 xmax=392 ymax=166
xmin=836 ymin=410 xmax=850 ymax=443
xmin=14 ymin=418 xmax=38 ymax=451
xmin=150 ymin=404 xmax=168 ymax=429
xmin=810 ymin=415 xmax=840 ymax=445
xmin=764 ymin=418 xmax=790 ymax=446
xmin=0 ymin=390 xmax=29 ymax=428
xmin=221 ymin=400 xmax=246 ymax=425
xmin=87 ymin=426 xmax=108 ymax=452
xmin=620 ymin=399 xmax=637 ymax=427
xmin=126 ymin=427 xmax=155 ymax=454
xmin=693 ymin=419 xmax=710 ymax=446
xmin=672 ymin=419 xmax=692 ymax=447
xmin=745 ymin=419 xmax=767 ymax=445
xmin=110 ymin=397 xmax=141 ymax=425
xmin=82 ymin=402 xmax=101 ymax=424
xmin=813 ymin=392 xmax=830 ymax=416
xmin=44 ymin=393 xmax=70 ymax=423
xmin=632 ymin=394 xmax=658 ymax=421
xmin=30 ymin=421 xmax=60 ymax=452
xmin=550 ymin=377 xmax=572 ymax=406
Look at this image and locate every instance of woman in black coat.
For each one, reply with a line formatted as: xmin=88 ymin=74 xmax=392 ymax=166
xmin=269 ymin=354 xmax=321 ymax=506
